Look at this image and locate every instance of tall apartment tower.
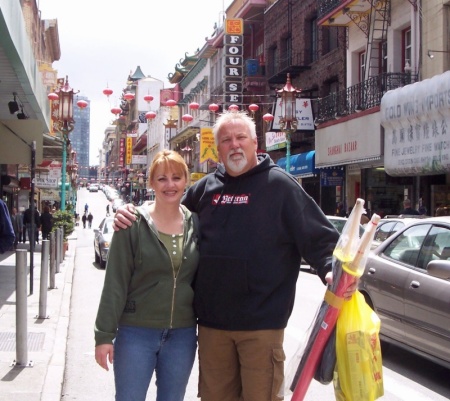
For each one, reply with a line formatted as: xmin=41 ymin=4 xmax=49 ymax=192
xmin=72 ymin=95 xmax=90 ymax=180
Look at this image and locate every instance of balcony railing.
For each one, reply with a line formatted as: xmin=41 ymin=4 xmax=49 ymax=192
xmin=317 ymin=0 xmax=342 ymax=20
xmin=267 ymin=51 xmax=311 ymax=83
xmin=315 ymin=72 xmax=418 ymax=123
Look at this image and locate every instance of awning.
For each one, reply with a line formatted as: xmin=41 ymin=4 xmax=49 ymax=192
xmin=0 ymin=119 xmax=44 ymax=164
xmin=277 ymin=151 xmax=318 ymax=177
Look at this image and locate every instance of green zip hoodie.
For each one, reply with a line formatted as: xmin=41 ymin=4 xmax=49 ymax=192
xmin=94 ymin=204 xmax=199 ymax=346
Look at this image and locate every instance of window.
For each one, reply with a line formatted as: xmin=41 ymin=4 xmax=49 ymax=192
xmin=310 ymin=17 xmax=318 ymax=62
xmin=403 ymin=27 xmax=412 ymax=71
xmin=383 ymin=224 xmax=431 ymax=267
xmin=359 ymin=51 xmax=366 ymax=82
xmin=323 ymin=26 xmax=339 ymax=54
xmin=380 ymin=40 xmax=388 ymax=74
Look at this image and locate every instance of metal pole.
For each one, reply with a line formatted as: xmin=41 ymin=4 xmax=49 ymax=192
xmin=61 ymin=135 xmax=67 ymax=211
xmin=14 ymin=250 xmax=32 ymax=367
xmin=285 ymin=129 xmax=291 ymax=173
xmin=29 ymin=141 xmax=36 ymax=294
xmin=60 ymin=226 xmax=64 ymax=260
xmin=49 ymin=232 xmax=56 ymax=289
xmin=38 ymin=240 xmax=50 ymax=319
xmin=55 ymin=228 xmax=61 ymax=273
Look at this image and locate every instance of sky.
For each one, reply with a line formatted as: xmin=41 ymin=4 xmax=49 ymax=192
xmin=38 ymin=0 xmax=233 ymax=165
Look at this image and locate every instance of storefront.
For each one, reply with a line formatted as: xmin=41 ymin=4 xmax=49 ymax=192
xmin=381 ymin=70 xmax=450 ymax=216
xmin=277 ymin=151 xmax=321 ymax=206
xmin=315 ymin=111 xmax=383 ymax=215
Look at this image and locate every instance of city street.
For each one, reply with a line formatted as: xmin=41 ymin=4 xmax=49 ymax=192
xmin=60 ymin=188 xmax=450 ymax=400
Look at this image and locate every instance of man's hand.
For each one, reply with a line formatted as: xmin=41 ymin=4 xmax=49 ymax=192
xmin=95 ymin=344 xmax=114 ymax=371
xmin=113 ymin=203 xmax=136 ymax=231
xmin=325 ymin=272 xmax=358 ymax=301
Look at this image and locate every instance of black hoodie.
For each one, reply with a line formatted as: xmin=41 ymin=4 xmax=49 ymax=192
xmin=182 ymin=154 xmax=339 ymax=331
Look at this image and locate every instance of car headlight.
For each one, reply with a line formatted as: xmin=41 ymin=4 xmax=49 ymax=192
xmin=103 ymin=241 xmax=110 ymax=248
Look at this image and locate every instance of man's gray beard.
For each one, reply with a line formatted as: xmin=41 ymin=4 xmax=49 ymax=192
xmin=226 ymin=154 xmax=247 ymax=174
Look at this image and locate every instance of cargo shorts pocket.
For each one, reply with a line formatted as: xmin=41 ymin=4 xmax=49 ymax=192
xmin=272 ymin=347 xmax=286 ymax=400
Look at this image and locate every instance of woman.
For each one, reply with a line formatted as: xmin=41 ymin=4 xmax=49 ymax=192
xmin=94 ymin=150 xmax=199 ymax=401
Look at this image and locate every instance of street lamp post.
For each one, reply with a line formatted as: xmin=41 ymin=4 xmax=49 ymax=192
xmin=48 ymin=76 xmax=77 ymax=211
xmin=277 ymin=73 xmax=301 ymax=173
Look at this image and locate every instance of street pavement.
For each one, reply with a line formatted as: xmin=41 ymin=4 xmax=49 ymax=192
xmin=0 ymin=232 xmax=77 ymax=401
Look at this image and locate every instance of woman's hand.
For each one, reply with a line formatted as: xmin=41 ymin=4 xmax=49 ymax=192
xmin=95 ymin=344 xmax=114 ymax=371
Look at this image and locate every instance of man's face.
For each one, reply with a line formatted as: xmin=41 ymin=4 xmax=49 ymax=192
xmin=216 ymin=119 xmax=258 ymax=177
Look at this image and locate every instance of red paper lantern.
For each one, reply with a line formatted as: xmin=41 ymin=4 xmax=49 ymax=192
xmin=111 ymin=107 xmax=122 ymax=115
xmin=248 ymin=104 xmax=259 ymax=113
xmin=144 ymin=95 xmax=154 ymax=103
xmin=228 ymin=104 xmax=239 ymax=112
xmin=48 ymin=92 xmax=59 ymax=101
xmin=123 ymin=92 xmax=135 ymax=102
xmin=166 ymin=99 xmax=177 ymax=107
xmin=77 ymin=99 xmax=88 ymax=109
xmin=103 ymin=88 xmax=113 ymax=97
xmin=263 ymin=113 xmax=274 ymax=122
xmin=189 ymin=102 xmax=200 ymax=110
xmin=208 ymin=103 xmax=219 ymax=112
xmin=182 ymin=114 xmax=194 ymax=122
xmin=145 ymin=111 xmax=156 ymax=120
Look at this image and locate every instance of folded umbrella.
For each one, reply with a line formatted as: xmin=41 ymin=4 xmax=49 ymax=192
xmin=289 ymin=199 xmax=380 ymax=401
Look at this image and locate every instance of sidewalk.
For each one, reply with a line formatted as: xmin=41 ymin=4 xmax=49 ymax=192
xmin=0 ymin=233 xmax=77 ymax=401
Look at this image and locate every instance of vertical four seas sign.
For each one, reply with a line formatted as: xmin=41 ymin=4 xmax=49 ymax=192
xmin=224 ymin=19 xmax=244 ymax=108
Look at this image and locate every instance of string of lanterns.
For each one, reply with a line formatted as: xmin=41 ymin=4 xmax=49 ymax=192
xmin=102 ymin=86 xmax=276 ymax=123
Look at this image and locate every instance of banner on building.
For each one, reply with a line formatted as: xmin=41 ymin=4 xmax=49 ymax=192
xmin=199 ymin=128 xmax=219 ymax=163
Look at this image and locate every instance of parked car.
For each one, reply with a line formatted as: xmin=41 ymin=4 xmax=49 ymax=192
xmin=359 ymin=216 xmax=450 ymax=369
xmin=301 ymin=215 xmax=364 ymax=271
xmin=93 ymin=217 xmax=114 ymax=268
xmin=112 ymin=198 xmax=125 ymax=212
xmin=371 ymin=216 xmax=424 ymax=249
xmin=89 ymin=184 xmax=99 ymax=192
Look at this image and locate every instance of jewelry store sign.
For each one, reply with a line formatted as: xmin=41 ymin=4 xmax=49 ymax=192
xmin=381 ymin=71 xmax=450 ymax=176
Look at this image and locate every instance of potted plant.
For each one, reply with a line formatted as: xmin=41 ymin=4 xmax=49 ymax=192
xmin=51 ymin=210 xmax=75 ymax=254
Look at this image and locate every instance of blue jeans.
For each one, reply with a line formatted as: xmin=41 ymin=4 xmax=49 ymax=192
xmin=113 ymin=325 xmax=197 ymax=401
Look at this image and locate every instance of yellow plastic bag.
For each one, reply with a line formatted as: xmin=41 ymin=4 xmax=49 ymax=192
xmin=334 ymin=291 xmax=384 ymax=401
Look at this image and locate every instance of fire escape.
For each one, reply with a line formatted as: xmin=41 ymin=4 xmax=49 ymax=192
xmin=315 ymin=0 xmax=417 ymax=123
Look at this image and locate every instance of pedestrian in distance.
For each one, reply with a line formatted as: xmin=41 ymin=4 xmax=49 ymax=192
xmin=87 ymin=212 xmax=93 ymax=228
xmin=23 ymin=203 xmax=40 ymax=245
xmin=95 ymin=150 xmax=199 ymax=401
xmin=400 ymin=198 xmax=420 ymax=215
xmin=10 ymin=207 xmax=23 ymax=250
xmin=40 ymin=205 xmax=54 ymax=240
xmin=81 ymin=212 xmax=87 ymax=229
xmin=113 ymin=111 xmax=357 ymax=401
xmin=106 ymin=204 xmax=110 ymax=216
xmin=0 ymin=200 xmax=15 ymax=253
xmin=19 ymin=207 xmax=26 ymax=243
xmin=85 ymin=203 xmax=89 ymax=213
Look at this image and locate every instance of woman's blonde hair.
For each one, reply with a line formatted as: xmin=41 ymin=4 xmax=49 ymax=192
xmin=148 ymin=150 xmax=189 ymax=187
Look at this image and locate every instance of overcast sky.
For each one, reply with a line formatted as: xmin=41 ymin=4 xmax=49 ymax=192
xmin=38 ymin=0 xmax=232 ymax=164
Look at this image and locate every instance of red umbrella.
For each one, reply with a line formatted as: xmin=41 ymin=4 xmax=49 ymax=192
xmin=289 ymin=200 xmax=380 ymax=400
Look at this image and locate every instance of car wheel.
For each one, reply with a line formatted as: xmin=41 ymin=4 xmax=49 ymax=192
xmin=94 ymin=248 xmax=100 ymax=263
xmin=100 ymin=257 xmax=106 ymax=269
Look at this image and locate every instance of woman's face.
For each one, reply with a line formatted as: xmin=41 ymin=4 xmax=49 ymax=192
xmin=150 ymin=164 xmax=187 ymax=206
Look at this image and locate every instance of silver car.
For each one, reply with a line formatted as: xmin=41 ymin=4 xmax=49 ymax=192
xmin=93 ymin=217 xmax=114 ymax=268
xmin=359 ymin=216 xmax=450 ymax=369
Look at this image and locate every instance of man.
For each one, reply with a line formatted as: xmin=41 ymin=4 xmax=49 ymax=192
xmin=23 ymin=203 xmax=40 ymax=245
xmin=10 ymin=207 xmax=23 ymax=250
xmin=400 ymin=198 xmax=420 ymax=215
xmin=0 ymin=200 xmax=15 ymax=253
xmin=114 ymin=111 xmax=356 ymax=401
